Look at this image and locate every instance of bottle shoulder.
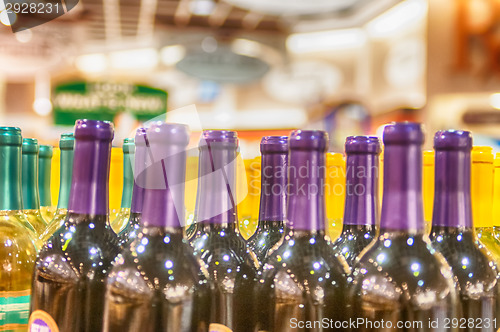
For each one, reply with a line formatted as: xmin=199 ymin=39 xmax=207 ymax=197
xmin=352 ymin=235 xmax=456 ymax=299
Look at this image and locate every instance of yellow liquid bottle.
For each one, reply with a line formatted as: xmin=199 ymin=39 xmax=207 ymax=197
xmin=326 ymin=153 xmax=346 ymax=241
xmin=111 ymin=139 xmax=134 ymax=234
xmin=108 ymin=147 xmax=123 ymax=221
xmin=184 ymin=155 xmax=199 ymax=239
xmin=472 ymin=146 xmax=500 ymax=265
xmin=237 ymin=158 xmax=254 ymax=240
xmin=493 ymin=153 xmax=500 ymax=240
xmin=21 ymin=139 xmax=47 ymax=247
xmin=242 ymin=156 xmax=260 ymax=239
xmin=423 ymin=150 xmax=435 ymax=235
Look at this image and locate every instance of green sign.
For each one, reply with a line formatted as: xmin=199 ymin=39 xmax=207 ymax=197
xmin=52 ymin=81 xmax=167 ymax=125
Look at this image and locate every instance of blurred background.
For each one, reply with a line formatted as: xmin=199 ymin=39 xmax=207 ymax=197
xmin=4 ymin=0 xmax=498 ymax=152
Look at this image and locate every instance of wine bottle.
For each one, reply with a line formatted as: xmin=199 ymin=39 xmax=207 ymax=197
xmin=429 ymin=130 xmax=500 ymax=330
xmin=0 ymin=127 xmax=37 ymax=331
xmin=39 ymin=144 xmax=55 ymax=222
xmin=331 ymin=136 xmax=380 ymax=268
xmin=40 ymin=133 xmax=74 ymax=243
xmin=111 ymin=138 xmax=134 ymax=234
xmin=21 ymin=138 xmax=47 ymax=240
xmin=116 ymin=129 xmax=148 ymax=245
xmin=246 ymin=136 xmax=288 ymax=266
xmin=190 ymin=130 xmax=259 ymax=332
xmin=257 ymin=130 xmax=350 ymax=331
xmin=472 ymin=146 xmax=500 ymax=264
xmin=350 ymin=123 xmax=458 ymax=331
xmin=326 ymin=152 xmax=346 ymax=241
xmin=104 ymin=122 xmax=209 ymax=332
xmin=29 ymin=119 xmax=121 ymax=332
xmin=423 ymin=150 xmax=435 ymax=235
xmin=492 ymin=153 xmax=500 ymax=240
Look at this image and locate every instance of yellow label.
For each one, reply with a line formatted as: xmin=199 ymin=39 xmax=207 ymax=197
xmin=28 ymin=310 xmax=59 ymax=332
xmin=209 ymin=323 xmax=233 ymax=332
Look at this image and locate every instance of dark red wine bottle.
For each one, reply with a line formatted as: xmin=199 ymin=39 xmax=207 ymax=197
xmin=350 ymin=123 xmax=459 ymax=331
xmin=331 ymin=136 xmax=380 ymax=268
xmin=189 ymin=130 xmax=259 ymax=332
xmin=246 ymin=136 xmax=288 ymax=265
xmin=256 ymin=130 xmax=351 ymax=331
xmin=104 ymin=122 xmax=209 ymax=332
xmin=430 ymin=130 xmax=500 ymax=330
xmin=29 ymin=119 xmax=121 ymax=332
xmin=117 ymin=128 xmax=147 ymax=245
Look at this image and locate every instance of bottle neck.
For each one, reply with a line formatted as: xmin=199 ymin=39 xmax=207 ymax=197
xmin=433 ymin=150 xmax=472 ymax=228
xmin=130 ymin=182 xmax=145 ymax=214
xmin=472 ymin=159 xmax=493 ymax=228
xmin=68 ymin=138 xmax=111 ymax=216
xmin=343 ymin=153 xmax=378 ymax=226
xmin=195 ymin=145 xmax=238 ymax=225
xmin=380 ymin=144 xmax=424 ymax=232
xmin=287 ymin=149 xmax=325 ymax=231
xmin=0 ymin=145 xmax=23 ymax=210
xmin=57 ymin=147 xmax=74 ymax=210
xmin=120 ymin=151 xmax=134 ymax=209
xmin=258 ymin=152 xmax=287 ymax=224
xmin=38 ymin=156 xmax=51 ymax=207
xmin=22 ymin=152 xmax=40 ymax=210
xmin=141 ymin=146 xmax=186 ymax=228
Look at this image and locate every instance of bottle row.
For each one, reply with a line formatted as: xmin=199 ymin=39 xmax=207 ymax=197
xmin=0 ymin=121 xmax=499 ymax=331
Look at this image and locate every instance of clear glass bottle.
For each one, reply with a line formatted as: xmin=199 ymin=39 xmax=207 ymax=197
xmin=104 ymin=122 xmax=209 ymax=331
xmin=350 ymin=123 xmax=459 ymax=331
xmin=39 ymin=144 xmax=55 ymax=222
xmin=331 ymin=136 xmax=380 ymax=268
xmin=246 ymin=136 xmax=288 ymax=266
xmin=0 ymin=127 xmax=37 ymax=331
xmin=40 ymin=133 xmax=74 ymax=243
xmin=111 ymin=138 xmax=134 ymax=234
xmin=21 ymin=138 xmax=47 ymax=243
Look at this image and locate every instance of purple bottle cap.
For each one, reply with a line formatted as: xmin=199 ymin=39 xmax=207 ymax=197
xmin=345 ymin=136 xmax=381 ymax=154
xmin=68 ymin=119 xmax=114 ymax=216
xmin=287 ymin=130 xmax=328 ymax=231
xmin=74 ymin=119 xmax=114 ymax=141
xmin=434 ymin=130 xmax=472 ymax=151
xmin=196 ymin=130 xmax=239 ymax=224
xmin=141 ymin=122 xmax=190 ymax=228
xmin=259 ymin=136 xmax=288 ymax=222
xmin=261 ymin=136 xmax=288 ymax=154
xmin=289 ymin=130 xmax=328 ymax=151
xmin=383 ymin=122 xmax=424 ymax=145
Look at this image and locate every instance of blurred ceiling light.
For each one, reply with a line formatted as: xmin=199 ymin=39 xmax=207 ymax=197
xmin=490 ymin=93 xmax=500 ymax=110
xmin=75 ymin=53 xmax=108 ymax=73
xmin=109 ymin=48 xmax=158 ymax=70
xmin=0 ymin=10 xmax=15 ymax=26
xmin=189 ymin=0 xmax=215 ymax=16
xmin=201 ymin=36 xmax=218 ymax=53
xmin=231 ymin=38 xmax=262 ymax=58
xmin=366 ymin=0 xmax=427 ymax=37
xmin=33 ymin=98 xmax=52 ymax=116
xmin=15 ymin=29 xmax=32 ymax=43
xmin=160 ymin=45 xmax=186 ymax=66
xmin=286 ymin=28 xmax=366 ymax=54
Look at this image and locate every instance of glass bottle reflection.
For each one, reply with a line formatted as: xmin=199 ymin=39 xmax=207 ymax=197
xmin=331 ymin=136 xmax=380 ymax=268
xmin=246 ymin=136 xmax=288 ymax=266
xmin=104 ymin=123 xmax=209 ymax=332
xmin=350 ymin=123 xmax=458 ymax=332
xmin=257 ymin=130 xmax=350 ymax=332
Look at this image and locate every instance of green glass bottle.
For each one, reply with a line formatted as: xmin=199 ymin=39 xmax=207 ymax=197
xmin=21 ymin=138 xmax=48 ymax=242
xmin=111 ymin=138 xmax=134 ymax=234
xmin=0 ymin=127 xmax=37 ymax=331
xmin=40 ymin=133 xmax=74 ymax=243
xmin=38 ymin=145 xmax=54 ymax=222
